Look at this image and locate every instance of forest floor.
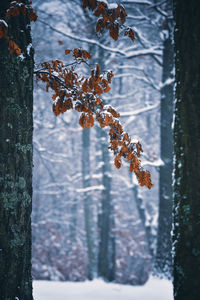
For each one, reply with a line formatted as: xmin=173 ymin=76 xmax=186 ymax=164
xmin=33 ymin=275 xmax=173 ymax=300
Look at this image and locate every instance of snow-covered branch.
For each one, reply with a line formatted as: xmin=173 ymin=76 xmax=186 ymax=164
xmin=120 ymin=102 xmax=159 ymax=117
xmin=159 ymin=77 xmax=174 ymax=89
xmin=126 ymin=47 xmax=162 ymax=59
xmin=76 ymin=185 xmax=105 ymax=193
xmin=122 ymin=0 xmax=152 ymax=5
xmin=141 ymin=158 xmax=164 ymax=167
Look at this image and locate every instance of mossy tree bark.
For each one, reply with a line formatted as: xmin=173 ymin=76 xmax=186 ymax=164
xmin=173 ymin=1 xmax=200 ymax=299
xmin=0 ymin=1 xmax=34 ymax=299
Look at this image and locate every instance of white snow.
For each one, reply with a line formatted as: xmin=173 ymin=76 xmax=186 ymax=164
xmin=108 ymin=3 xmax=118 ymax=10
xmin=159 ymin=77 xmax=174 ymax=89
xmin=0 ymin=19 xmax=8 ymax=27
xmin=120 ymin=102 xmax=159 ymax=117
xmin=27 ymin=43 xmax=32 ymax=55
xmin=76 ymin=185 xmax=105 ymax=193
xmin=18 ymin=54 xmax=25 ymax=61
xmin=33 ymin=276 xmax=173 ymax=300
xmin=141 ymin=158 xmax=164 ymax=167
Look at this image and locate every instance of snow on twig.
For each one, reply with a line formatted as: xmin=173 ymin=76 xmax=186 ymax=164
xmin=120 ymin=102 xmax=159 ymax=117
xmin=76 ymin=185 xmax=105 ymax=193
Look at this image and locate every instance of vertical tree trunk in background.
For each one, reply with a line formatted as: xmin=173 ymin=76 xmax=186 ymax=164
xmin=173 ymin=1 xmax=200 ymax=299
xmin=97 ymin=127 xmax=115 ymax=281
xmin=69 ymin=197 xmax=78 ymax=242
xmin=82 ymin=128 xmax=95 ymax=279
xmin=96 ymin=45 xmax=115 ymax=281
xmin=0 ymin=1 xmax=34 ymax=299
xmin=156 ymin=0 xmax=173 ymax=277
xmin=130 ymin=176 xmax=152 ymax=256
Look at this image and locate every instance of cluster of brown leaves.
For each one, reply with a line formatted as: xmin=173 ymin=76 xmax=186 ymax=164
xmin=0 ymin=1 xmax=37 ymax=55
xmin=65 ymin=48 xmax=91 ymax=59
xmin=82 ymin=0 xmax=135 ymax=42
xmin=6 ymin=1 xmax=38 ymax=21
xmin=36 ymin=48 xmax=152 ymax=189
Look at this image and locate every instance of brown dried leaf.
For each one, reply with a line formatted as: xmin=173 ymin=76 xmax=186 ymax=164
xmin=109 ymin=24 xmax=119 ymax=41
xmin=128 ymin=28 xmax=135 ymax=42
xmin=114 ymin=155 xmax=122 ymax=169
xmin=82 ymin=79 xmax=89 ymax=92
xmin=29 ymin=9 xmax=38 ymax=21
xmin=82 ymin=50 xmax=91 ymax=59
xmin=9 ymin=40 xmax=21 ymax=55
xmin=104 ymin=84 xmax=111 ymax=93
xmin=65 ymin=49 xmax=71 ymax=55
xmin=94 ymin=84 xmax=103 ymax=95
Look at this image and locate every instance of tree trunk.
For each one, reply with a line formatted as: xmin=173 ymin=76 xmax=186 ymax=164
xmin=95 ymin=45 xmax=115 ymax=281
xmin=0 ymin=1 xmax=34 ymax=299
xmin=97 ymin=127 xmax=115 ymax=281
xmin=156 ymin=0 xmax=173 ymax=277
xmin=82 ymin=128 xmax=95 ymax=279
xmin=130 ymin=178 xmax=152 ymax=256
xmin=173 ymin=1 xmax=200 ymax=299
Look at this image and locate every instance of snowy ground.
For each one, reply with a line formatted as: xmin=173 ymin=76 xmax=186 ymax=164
xmin=33 ymin=276 xmax=173 ymax=300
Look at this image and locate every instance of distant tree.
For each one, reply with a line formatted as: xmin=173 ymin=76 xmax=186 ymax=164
xmin=173 ymin=0 xmax=200 ymax=299
xmin=82 ymin=127 xmax=96 ymax=279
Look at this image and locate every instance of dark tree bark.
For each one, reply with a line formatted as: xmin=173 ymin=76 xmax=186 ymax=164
xmin=173 ymin=1 xmax=200 ymax=299
xmin=0 ymin=1 xmax=34 ymax=299
xmin=156 ymin=0 xmax=173 ymax=277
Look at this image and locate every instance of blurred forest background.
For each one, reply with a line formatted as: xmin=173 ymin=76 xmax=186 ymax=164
xmin=31 ymin=0 xmax=173 ymax=285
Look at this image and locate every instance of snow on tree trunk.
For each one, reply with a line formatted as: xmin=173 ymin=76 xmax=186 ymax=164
xmin=173 ymin=1 xmax=200 ymax=299
xmin=0 ymin=1 xmax=34 ymax=299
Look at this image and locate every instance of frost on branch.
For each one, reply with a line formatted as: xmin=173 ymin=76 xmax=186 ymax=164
xmin=82 ymin=0 xmax=135 ymax=42
xmin=35 ymin=48 xmax=153 ymax=189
